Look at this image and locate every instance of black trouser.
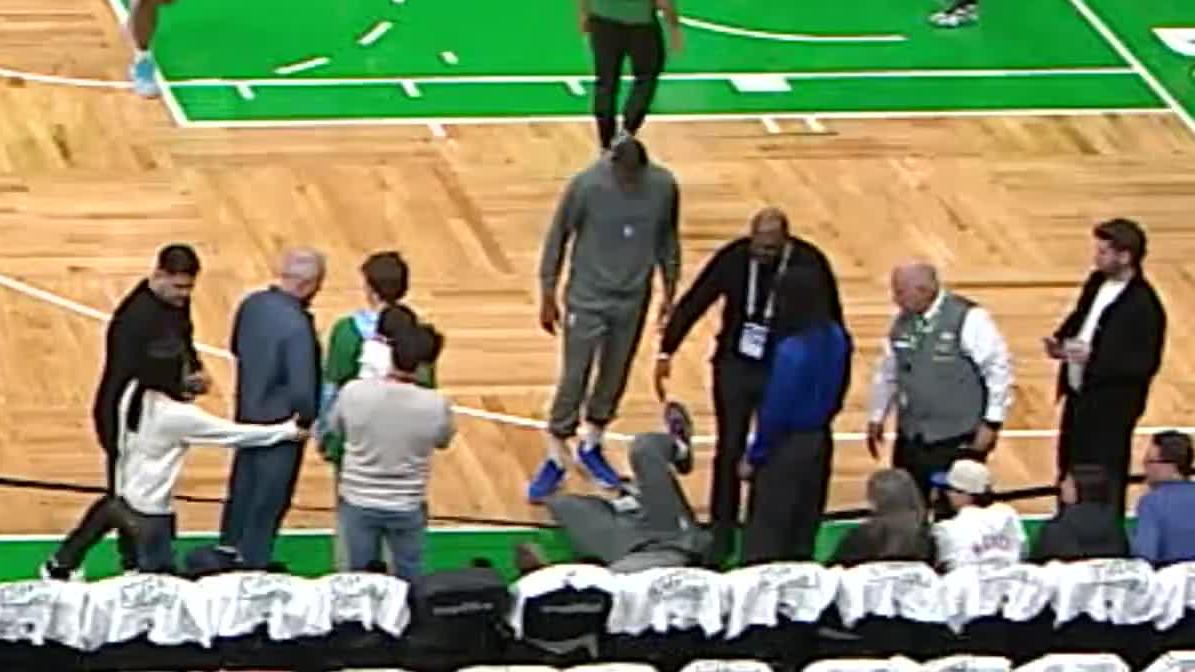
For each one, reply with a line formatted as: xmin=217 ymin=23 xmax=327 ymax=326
xmin=93 ymin=402 xmax=139 ymax=570
xmin=1058 ymin=388 xmax=1146 ymax=517
xmin=709 ymin=354 xmax=770 ymax=562
xmin=52 ymin=495 xmax=142 ymax=571
xmin=741 ymin=429 xmax=833 ymax=565
xmin=588 ymin=15 xmax=665 ymax=149
xmin=893 ymin=431 xmax=987 ymax=508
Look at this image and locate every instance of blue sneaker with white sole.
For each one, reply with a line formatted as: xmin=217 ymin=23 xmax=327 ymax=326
xmin=527 ymin=459 xmax=566 ymax=503
xmin=130 ymin=53 xmax=160 ymax=98
xmin=577 ymin=443 xmax=624 ymax=490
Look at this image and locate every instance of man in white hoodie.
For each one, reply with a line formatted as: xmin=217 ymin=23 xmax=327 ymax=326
xmin=43 ymin=339 xmax=304 ymax=578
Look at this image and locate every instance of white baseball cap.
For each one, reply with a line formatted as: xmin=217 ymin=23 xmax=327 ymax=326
xmin=931 ymin=460 xmax=992 ymax=495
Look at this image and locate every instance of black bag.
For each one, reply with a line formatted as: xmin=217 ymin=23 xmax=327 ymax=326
xmin=399 ymin=566 xmax=510 ymax=670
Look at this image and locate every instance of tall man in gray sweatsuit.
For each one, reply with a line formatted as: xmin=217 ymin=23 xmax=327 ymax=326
xmin=530 ymin=136 xmax=681 ymax=502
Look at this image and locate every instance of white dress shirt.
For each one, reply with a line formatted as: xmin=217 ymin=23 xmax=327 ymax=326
xmin=869 ymin=290 xmax=1013 ymax=424
xmin=1067 ymin=278 xmax=1128 ymax=391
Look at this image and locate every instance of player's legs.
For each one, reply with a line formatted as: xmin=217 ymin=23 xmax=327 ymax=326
xmin=128 ymin=0 xmax=172 ymax=97
xmin=588 ymin=17 xmax=630 ymax=150
xmin=529 ymin=308 xmax=605 ymax=502
xmin=578 ymin=300 xmax=650 ymax=489
xmin=622 ymin=19 xmax=666 ymax=138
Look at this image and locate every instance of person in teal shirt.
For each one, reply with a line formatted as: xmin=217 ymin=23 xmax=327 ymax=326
xmin=577 ymin=0 xmax=682 ymax=149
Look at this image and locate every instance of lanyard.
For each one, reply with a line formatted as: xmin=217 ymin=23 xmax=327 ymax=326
xmin=746 ymin=243 xmax=792 ymax=322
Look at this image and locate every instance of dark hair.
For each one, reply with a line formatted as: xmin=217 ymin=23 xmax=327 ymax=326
xmin=126 ymin=338 xmax=188 ymax=432
xmin=377 ymin=304 xmax=418 ymax=342
xmin=391 ymin=322 xmax=445 ymax=373
xmin=1093 ymin=218 xmax=1147 ymax=267
xmin=156 ymin=244 xmax=201 ymax=275
xmin=1153 ymin=430 xmax=1194 ymax=476
xmin=774 ymin=266 xmax=834 ymax=337
xmin=361 ymin=251 xmax=409 ymax=305
xmin=1069 ymin=464 xmax=1111 ymax=504
xmin=972 ymin=491 xmax=996 ymax=507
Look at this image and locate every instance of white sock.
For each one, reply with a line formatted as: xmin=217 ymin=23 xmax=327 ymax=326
xmin=133 ymin=48 xmax=149 ymax=62
xmin=545 ymin=435 xmax=566 ymax=464
xmin=582 ymin=424 xmax=605 ymax=451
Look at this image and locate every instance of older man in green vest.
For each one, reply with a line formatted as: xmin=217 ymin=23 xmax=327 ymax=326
xmin=866 ymin=262 xmax=1014 ymax=502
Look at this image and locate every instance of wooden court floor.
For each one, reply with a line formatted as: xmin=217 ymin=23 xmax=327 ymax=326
xmin=2 ymin=1 xmax=1195 ymax=535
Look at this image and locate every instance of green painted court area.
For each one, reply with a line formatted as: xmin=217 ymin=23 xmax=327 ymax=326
xmin=117 ymin=0 xmax=1195 ymax=127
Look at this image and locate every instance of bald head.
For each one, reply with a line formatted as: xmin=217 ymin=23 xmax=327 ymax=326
xmin=748 ymin=207 xmax=790 ymax=262
xmin=278 ymin=247 xmax=326 ymax=304
xmin=890 ymin=261 xmax=940 ymax=314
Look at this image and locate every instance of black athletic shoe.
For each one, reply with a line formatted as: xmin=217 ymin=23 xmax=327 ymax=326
xmin=664 ymin=401 xmax=694 ymax=474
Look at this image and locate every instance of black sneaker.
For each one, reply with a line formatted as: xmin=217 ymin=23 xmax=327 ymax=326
xmin=664 ymin=401 xmax=694 ymax=474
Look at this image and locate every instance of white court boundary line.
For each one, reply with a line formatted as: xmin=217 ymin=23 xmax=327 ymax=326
xmin=677 ymin=16 xmax=903 ymax=43
xmin=171 ymin=108 xmax=1171 ymax=130
xmin=164 ymin=66 xmax=1135 ymax=88
xmin=102 ymin=0 xmax=189 ymax=128
xmin=1068 ymin=0 xmax=1195 ymax=137
xmin=1 ymin=271 xmax=1193 ymax=445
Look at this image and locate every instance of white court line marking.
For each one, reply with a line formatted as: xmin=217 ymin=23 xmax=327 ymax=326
xmin=440 ymin=51 xmax=459 ymax=66
xmin=805 ymin=116 xmax=827 ymax=133
xmin=760 ymin=116 xmax=781 ymax=133
xmin=235 ymin=83 xmax=255 ymax=100
xmin=166 ymin=66 xmax=1137 ymax=89
xmin=564 ymin=79 xmax=585 ymax=96
xmin=1068 ymin=0 xmax=1195 ymax=137
xmin=0 ymin=270 xmax=1191 ymax=446
xmin=274 ymin=56 xmax=330 ymax=76
xmin=400 ymin=80 xmax=421 ymax=97
xmin=427 ymin=121 xmax=447 ymax=137
xmin=677 ymin=15 xmax=904 ymax=43
xmin=358 ymin=20 xmax=393 ymax=47
xmin=172 ymin=107 xmax=1172 ymax=130
xmin=0 ymin=67 xmax=130 ymax=90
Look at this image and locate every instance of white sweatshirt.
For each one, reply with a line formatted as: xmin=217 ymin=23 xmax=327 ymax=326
xmin=115 ymin=383 xmax=301 ymax=515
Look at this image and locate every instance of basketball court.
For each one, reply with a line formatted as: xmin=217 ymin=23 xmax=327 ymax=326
xmin=0 ymin=0 xmax=1191 ymax=577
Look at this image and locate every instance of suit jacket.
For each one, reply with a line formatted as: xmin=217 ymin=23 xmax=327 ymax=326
xmin=1053 ymin=270 xmax=1166 ymax=401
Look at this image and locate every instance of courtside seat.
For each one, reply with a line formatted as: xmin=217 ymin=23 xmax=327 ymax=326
xmin=801 ymin=656 xmax=921 ymax=672
xmin=1013 ymin=653 xmax=1129 ymax=672
xmin=921 ymin=654 xmax=1013 ymax=672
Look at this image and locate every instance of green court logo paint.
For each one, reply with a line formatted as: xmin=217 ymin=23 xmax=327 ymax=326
xmin=1155 ymin=28 xmax=1195 ymax=57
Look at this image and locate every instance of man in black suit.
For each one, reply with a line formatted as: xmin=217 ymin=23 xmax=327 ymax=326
xmin=1046 ymin=219 xmax=1167 ymax=514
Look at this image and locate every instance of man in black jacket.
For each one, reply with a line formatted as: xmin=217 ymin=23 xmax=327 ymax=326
xmin=654 ymin=207 xmax=843 ymax=566
xmin=92 ymin=244 xmax=208 ymax=570
xmin=1046 ymin=219 xmax=1167 ymax=514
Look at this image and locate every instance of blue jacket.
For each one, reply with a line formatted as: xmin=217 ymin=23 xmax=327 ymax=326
xmin=747 ymin=322 xmax=850 ymax=466
xmin=1132 ymin=480 xmax=1195 ymax=565
xmin=231 ymin=287 xmax=321 ymax=428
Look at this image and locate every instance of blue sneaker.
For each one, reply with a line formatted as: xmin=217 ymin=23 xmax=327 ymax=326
xmin=130 ymin=53 xmax=160 ymax=98
xmin=577 ymin=443 xmax=624 ymax=490
xmin=527 ymin=459 xmax=565 ymax=503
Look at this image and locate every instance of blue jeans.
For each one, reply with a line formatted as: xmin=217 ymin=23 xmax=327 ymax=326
xmin=135 ymin=512 xmax=176 ymax=572
xmin=337 ymin=499 xmax=425 ymax=581
xmin=219 ymin=441 xmax=303 ymax=568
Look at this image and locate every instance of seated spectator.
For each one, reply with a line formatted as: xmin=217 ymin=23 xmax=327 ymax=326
xmin=327 ymin=321 xmax=455 ymax=580
xmin=830 ymin=468 xmax=935 ymax=567
xmin=546 ymin=402 xmax=711 ymax=573
xmin=1132 ymin=430 xmax=1195 ymax=566
xmin=1031 ymin=464 xmax=1127 ymax=562
xmin=930 ymin=460 xmax=1026 ymax=572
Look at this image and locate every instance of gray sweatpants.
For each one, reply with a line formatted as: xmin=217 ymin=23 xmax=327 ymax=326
xmin=546 ymin=433 xmax=701 ymax=570
xmin=547 ymin=300 xmax=650 ymax=438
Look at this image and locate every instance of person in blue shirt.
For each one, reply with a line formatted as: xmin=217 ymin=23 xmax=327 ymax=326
xmin=1132 ymin=430 xmax=1195 ymax=566
xmin=738 ymin=265 xmax=852 ymax=564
